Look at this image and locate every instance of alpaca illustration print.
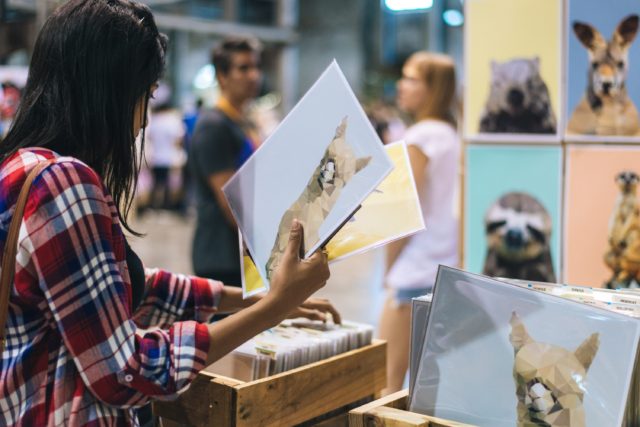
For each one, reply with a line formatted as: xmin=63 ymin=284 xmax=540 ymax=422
xmin=510 ymin=312 xmax=599 ymax=427
xmin=265 ymin=117 xmax=371 ymax=279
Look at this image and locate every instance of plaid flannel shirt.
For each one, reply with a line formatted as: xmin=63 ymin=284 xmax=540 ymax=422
xmin=0 ymin=148 xmax=223 ymax=426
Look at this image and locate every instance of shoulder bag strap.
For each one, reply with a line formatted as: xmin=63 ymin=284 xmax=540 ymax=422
xmin=0 ymin=159 xmax=54 ymax=352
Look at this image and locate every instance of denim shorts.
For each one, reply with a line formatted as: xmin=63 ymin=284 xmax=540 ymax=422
xmin=393 ymin=288 xmax=432 ymax=305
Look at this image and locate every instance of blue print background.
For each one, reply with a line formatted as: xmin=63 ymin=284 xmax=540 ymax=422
xmin=567 ymin=0 xmax=640 ymax=125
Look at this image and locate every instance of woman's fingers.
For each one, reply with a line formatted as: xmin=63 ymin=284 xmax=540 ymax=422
xmin=304 ymin=249 xmax=331 ymax=284
xmin=288 ymin=307 xmax=327 ymax=322
xmin=300 ymin=298 xmax=342 ymax=324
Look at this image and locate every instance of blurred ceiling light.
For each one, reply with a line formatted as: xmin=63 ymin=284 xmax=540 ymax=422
xmin=443 ymin=9 xmax=464 ymax=26
xmin=385 ymin=0 xmax=433 ymax=12
xmin=193 ymin=64 xmax=217 ymax=90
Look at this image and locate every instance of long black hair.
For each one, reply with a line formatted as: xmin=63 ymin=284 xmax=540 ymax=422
xmin=0 ymin=0 xmax=167 ymax=235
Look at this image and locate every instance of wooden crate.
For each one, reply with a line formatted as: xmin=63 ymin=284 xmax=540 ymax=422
xmin=154 ymin=340 xmax=386 ymax=427
xmin=349 ymin=390 xmax=477 ymax=427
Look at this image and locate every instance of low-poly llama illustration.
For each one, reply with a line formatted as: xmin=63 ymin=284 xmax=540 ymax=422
xmin=509 ymin=312 xmax=599 ymax=427
xmin=265 ymin=117 xmax=371 ymax=279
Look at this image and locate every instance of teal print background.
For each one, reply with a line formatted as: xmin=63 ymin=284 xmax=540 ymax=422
xmin=464 ymin=145 xmax=563 ymax=276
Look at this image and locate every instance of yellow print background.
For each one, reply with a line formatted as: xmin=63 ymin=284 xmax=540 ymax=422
xmin=464 ymin=0 xmax=561 ymax=136
xmin=242 ymin=141 xmax=424 ymax=295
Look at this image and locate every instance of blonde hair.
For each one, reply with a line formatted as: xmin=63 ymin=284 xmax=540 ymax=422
xmin=405 ymin=51 xmax=458 ymax=127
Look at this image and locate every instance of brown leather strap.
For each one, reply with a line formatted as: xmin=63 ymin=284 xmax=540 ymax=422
xmin=0 ymin=159 xmax=53 ymax=352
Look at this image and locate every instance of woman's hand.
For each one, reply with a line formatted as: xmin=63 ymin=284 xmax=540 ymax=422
xmin=264 ymin=220 xmax=331 ymax=312
xmin=287 ymin=297 xmax=342 ymax=324
xmin=204 ymin=220 xmax=330 ymax=365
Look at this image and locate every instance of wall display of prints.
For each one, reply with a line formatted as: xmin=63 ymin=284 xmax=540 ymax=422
xmin=566 ymin=0 xmax=640 ymax=140
xmin=453 ymin=3 xmax=640 ymax=426
xmin=464 ymin=145 xmax=563 ymax=282
xmin=464 ymin=0 xmax=562 ymax=140
xmin=410 ymin=266 xmax=640 ymax=427
xmin=564 ymin=145 xmax=640 ymax=289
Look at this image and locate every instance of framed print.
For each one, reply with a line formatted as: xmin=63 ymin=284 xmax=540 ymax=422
xmin=464 ymin=145 xmax=563 ymax=282
xmin=564 ymin=144 xmax=640 ymax=289
xmin=464 ymin=0 xmax=562 ymax=142
xmin=566 ymin=0 xmax=640 ymax=141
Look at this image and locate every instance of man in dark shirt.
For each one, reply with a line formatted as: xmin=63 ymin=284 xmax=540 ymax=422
xmin=190 ymin=36 xmax=262 ymax=286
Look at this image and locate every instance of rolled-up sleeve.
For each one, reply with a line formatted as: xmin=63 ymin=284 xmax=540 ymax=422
xmin=23 ymin=159 xmax=210 ymax=406
xmin=133 ymin=269 xmax=223 ymax=329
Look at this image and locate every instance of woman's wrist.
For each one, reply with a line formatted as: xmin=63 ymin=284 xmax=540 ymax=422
xmin=218 ymin=286 xmax=265 ymax=313
xmin=255 ymin=292 xmax=288 ymax=327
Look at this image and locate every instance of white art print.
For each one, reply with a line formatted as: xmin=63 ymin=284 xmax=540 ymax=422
xmin=223 ymin=61 xmax=393 ymax=285
xmin=410 ymin=266 xmax=640 ymax=427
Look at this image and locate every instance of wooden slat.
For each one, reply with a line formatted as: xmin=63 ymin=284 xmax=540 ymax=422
xmin=153 ymin=375 xmax=212 ymax=426
xmin=349 ymin=389 xmax=478 ymax=427
xmin=158 ymin=419 xmax=183 ymax=427
xmin=365 ymin=406 xmax=429 ymax=426
xmin=425 ymin=416 xmax=477 ymax=427
xmin=350 ymin=388 xmax=408 ymax=425
xmin=366 ymin=406 xmax=478 ymax=426
xmin=299 ymin=397 xmax=372 ymax=427
xmin=208 ymin=376 xmax=242 ymax=427
xmin=307 ymin=412 xmax=349 ymax=427
xmin=156 ymin=342 xmax=386 ymax=427
xmin=234 ymin=340 xmax=387 ymax=427
xmin=349 ymin=390 xmax=408 ymax=427
xmin=154 ymin=371 xmax=243 ymax=426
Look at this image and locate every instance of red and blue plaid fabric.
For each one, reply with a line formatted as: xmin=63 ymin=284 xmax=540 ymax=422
xmin=0 ymin=148 xmax=223 ymax=426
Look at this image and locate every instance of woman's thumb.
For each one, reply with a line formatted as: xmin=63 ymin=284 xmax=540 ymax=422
xmin=284 ymin=219 xmax=303 ymax=260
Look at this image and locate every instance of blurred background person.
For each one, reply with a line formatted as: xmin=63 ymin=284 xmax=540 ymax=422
xmin=248 ymin=92 xmax=282 ymax=141
xmin=145 ymin=100 xmax=187 ymax=212
xmin=0 ymin=82 xmax=22 ymax=140
xmin=183 ymin=98 xmax=204 ymax=145
xmin=366 ymin=100 xmax=406 ymax=144
xmin=189 ymin=35 xmax=262 ymax=286
xmin=0 ymin=67 xmax=28 ymax=141
xmin=180 ymin=98 xmax=204 ymax=212
xmin=378 ymin=51 xmax=461 ymax=394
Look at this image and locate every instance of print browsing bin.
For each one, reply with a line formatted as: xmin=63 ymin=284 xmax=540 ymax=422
xmin=349 ymin=390 xmax=477 ymax=427
xmin=153 ymin=340 xmax=386 ymax=427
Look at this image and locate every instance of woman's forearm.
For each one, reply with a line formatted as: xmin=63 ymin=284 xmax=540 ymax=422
xmin=205 ymin=294 xmax=283 ymax=365
xmin=217 ymin=286 xmax=263 ymax=313
xmin=204 ymin=219 xmax=332 ymax=366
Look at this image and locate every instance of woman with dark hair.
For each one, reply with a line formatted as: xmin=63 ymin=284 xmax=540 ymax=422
xmin=0 ymin=0 xmax=335 ymax=425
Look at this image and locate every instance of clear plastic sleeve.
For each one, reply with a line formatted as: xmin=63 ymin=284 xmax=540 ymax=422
xmin=409 ymin=266 xmax=640 ymax=427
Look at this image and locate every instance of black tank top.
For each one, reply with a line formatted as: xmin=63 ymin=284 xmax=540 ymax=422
xmin=125 ymin=240 xmax=154 ymax=424
xmin=124 ymin=240 xmax=145 ymax=310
